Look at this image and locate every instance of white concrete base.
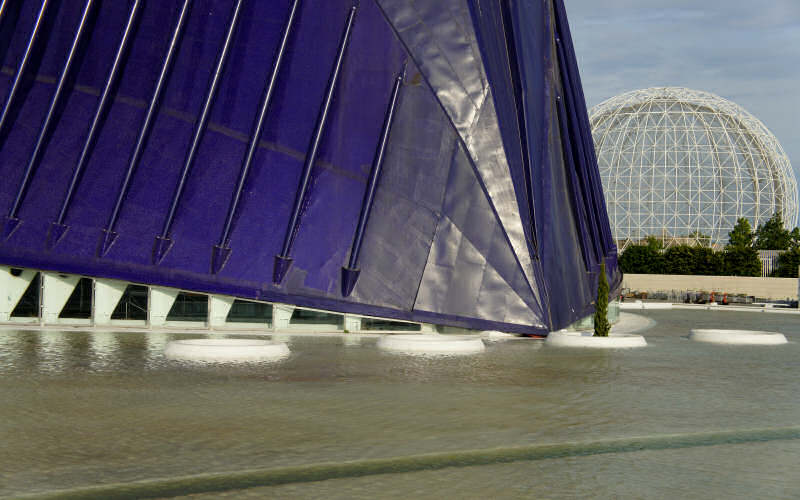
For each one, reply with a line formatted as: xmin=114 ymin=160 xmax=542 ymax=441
xmin=149 ymin=287 xmax=179 ymax=327
xmin=620 ymin=300 xmax=672 ymax=311
xmin=164 ymin=338 xmax=290 ymax=363
xmin=377 ymin=334 xmax=485 ymax=355
xmin=0 ymin=267 xmax=37 ymax=322
xmin=688 ymin=329 xmax=788 ymax=345
xmin=481 ymin=330 xmax=517 ymax=340
xmin=546 ymin=330 xmax=647 ymax=348
xmin=41 ymin=273 xmax=81 ymax=324
xmin=94 ymin=279 xmax=127 ymax=326
xmin=209 ymin=295 xmax=235 ymax=328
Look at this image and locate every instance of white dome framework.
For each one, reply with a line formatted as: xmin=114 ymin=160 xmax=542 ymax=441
xmin=589 ymin=87 xmax=798 ymax=249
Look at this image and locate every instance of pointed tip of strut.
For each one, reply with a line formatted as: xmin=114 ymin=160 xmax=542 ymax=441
xmin=273 ymin=254 xmax=293 ymax=284
xmin=340 ymin=266 xmax=360 ymax=297
xmin=98 ymin=229 xmax=118 ymax=257
xmin=211 ymin=245 xmax=232 ymax=274
xmin=47 ymin=222 xmax=69 ymax=249
xmin=2 ymin=216 xmax=20 ymax=240
xmin=152 ymin=235 xmax=174 ymax=264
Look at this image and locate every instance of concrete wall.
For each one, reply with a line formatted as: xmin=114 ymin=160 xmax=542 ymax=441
xmin=622 ymin=274 xmax=799 ymax=300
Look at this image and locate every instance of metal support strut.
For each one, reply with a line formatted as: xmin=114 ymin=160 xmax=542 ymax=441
xmin=555 ymin=37 xmax=602 ymax=264
xmin=49 ymin=0 xmax=142 ymax=248
xmin=341 ymin=65 xmax=404 ymax=297
xmin=0 ymin=0 xmax=50 ymax=141
xmin=556 ymin=94 xmax=592 ymax=271
xmin=153 ymin=0 xmax=244 ymax=264
xmin=4 ymin=0 xmax=94 ymax=240
xmin=99 ymin=0 xmax=193 ymax=257
xmin=212 ymin=0 xmax=302 ymax=274
xmin=273 ymin=4 xmax=358 ymax=285
xmin=0 ymin=0 xmax=9 ymax=27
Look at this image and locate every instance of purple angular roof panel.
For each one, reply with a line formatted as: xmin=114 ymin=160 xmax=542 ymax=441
xmin=0 ymin=0 xmax=618 ymax=334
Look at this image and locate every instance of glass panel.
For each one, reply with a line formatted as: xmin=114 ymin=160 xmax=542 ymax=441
xmin=226 ymin=300 xmax=272 ymax=324
xmin=361 ymin=318 xmax=421 ymax=331
xmin=59 ymin=278 xmax=93 ymax=319
xmin=166 ymin=292 xmax=208 ymax=322
xmin=11 ymin=272 xmax=40 ymax=318
xmin=290 ymin=308 xmax=343 ymax=327
xmin=111 ymin=285 xmax=148 ymax=321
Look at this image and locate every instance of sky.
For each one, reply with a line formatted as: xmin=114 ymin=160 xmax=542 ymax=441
xmin=564 ymin=0 xmax=800 ymax=182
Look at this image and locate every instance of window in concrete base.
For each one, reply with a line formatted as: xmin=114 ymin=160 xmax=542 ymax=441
xmin=361 ymin=318 xmax=421 ymax=331
xmin=111 ymin=285 xmax=148 ymax=321
xmin=290 ymin=308 xmax=344 ymax=328
xmin=11 ymin=272 xmax=40 ymax=318
xmin=59 ymin=278 xmax=93 ymax=319
xmin=166 ymin=292 xmax=208 ymax=322
xmin=226 ymin=300 xmax=272 ymax=324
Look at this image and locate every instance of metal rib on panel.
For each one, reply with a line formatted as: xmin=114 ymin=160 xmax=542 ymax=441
xmin=4 ymin=0 xmax=95 ymax=241
xmin=49 ymin=0 xmax=142 ymax=248
xmin=154 ymin=0 xmax=245 ymax=265
xmin=273 ymin=4 xmax=358 ymax=284
xmin=0 ymin=0 xmax=51 ymax=142
xmin=341 ymin=65 xmax=405 ymax=297
xmin=556 ymin=94 xmax=592 ymax=270
xmin=212 ymin=0 xmax=302 ymax=274
xmin=100 ymin=0 xmax=193 ymax=257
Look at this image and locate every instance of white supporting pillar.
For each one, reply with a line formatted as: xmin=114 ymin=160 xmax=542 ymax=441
xmin=209 ymin=295 xmax=235 ymax=329
xmin=41 ymin=273 xmax=81 ymax=325
xmin=344 ymin=314 xmax=361 ymax=332
xmin=273 ymin=303 xmax=295 ymax=331
xmin=148 ymin=287 xmax=179 ymax=327
xmin=0 ymin=267 xmax=37 ymax=322
xmin=93 ymin=279 xmax=128 ymax=326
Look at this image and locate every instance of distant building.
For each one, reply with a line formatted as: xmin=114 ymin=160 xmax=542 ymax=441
xmin=590 ymin=87 xmax=798 ymax=250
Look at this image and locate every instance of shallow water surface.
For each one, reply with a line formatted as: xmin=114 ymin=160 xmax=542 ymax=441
xmin=1 ymin=310 xmax=799 ymax=498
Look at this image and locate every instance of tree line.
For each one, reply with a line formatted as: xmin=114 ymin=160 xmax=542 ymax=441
xmin=618 ymin=212 xmax=800 ymax=278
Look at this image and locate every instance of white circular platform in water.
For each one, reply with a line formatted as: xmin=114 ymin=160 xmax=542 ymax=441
xmin=164 ymin=338 xmax=290 ymax=363
xmin=688 ymin=329 xmax=787 ymax=345
xmin=545 ymin=330 xmax=647 ymax=348
xmin=377 ymin=334 xmax=485 ymax=355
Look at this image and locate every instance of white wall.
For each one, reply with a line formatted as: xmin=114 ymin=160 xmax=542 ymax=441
xmin=622 ymin=274 xmax=798 ymax=300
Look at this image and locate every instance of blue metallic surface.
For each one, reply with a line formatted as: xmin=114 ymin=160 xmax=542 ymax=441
xmin=51 ymin=0 xmax=142 ymax=248
xmin=274 ymin=3 xmax=358 ymax=284
xmin=341 ymin=65 xmax=403 ymax=297
xmin=156 ymin=0 xmax=244 ymax=265
xmin=0 ymin=0 xmax=619 ymax=334
xmin=213 ymin=0 xmax=302 ymax=275
xmin=0 ymin=0 xmax=50 ymax=143
xmin=101 ymin=0 xmax=193 ymax=256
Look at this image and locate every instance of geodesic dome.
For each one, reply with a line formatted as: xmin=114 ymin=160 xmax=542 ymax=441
xmin=589 ymin=87 xmax=798 ymax=249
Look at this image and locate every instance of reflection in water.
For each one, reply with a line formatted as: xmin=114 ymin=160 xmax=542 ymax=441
xmin=0 ymin=309 xmax=799 ymax=498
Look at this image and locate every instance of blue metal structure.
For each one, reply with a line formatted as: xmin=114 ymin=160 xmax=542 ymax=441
xmin=0 ymin=0 xmax=619 ymax=334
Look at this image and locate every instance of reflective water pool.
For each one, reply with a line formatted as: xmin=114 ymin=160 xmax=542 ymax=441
xmin=1 ymin=310 xmax=799 ymax=498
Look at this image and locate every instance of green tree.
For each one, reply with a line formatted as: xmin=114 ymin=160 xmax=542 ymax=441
xmin=644 ymin=235 xmax=664 ymax=251
xmin=663 ymin=244 xmax=696 ymax=274
xmin=755 ymin=212 xmax=791 ymax=250
xmin=728 ymin=217 xmax=755 ymax=248
xmin=772 ymin=246 xmax=800 ymax=278
xmin=693 ymin=246 xmax=724 ymax=275
xmin=724 ymin=218 xmax=761 ymax=276
xmin=594 ymin=262 xmax=610 ymax=337
xmin=789 ymin=227 xmax=800 ymax=249
xmin=619 ymin=244 xmax=664 ymax=274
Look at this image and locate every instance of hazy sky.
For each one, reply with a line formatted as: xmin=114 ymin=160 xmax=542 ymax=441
xmin=564 ymin=0 xmax=800 ymax=181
